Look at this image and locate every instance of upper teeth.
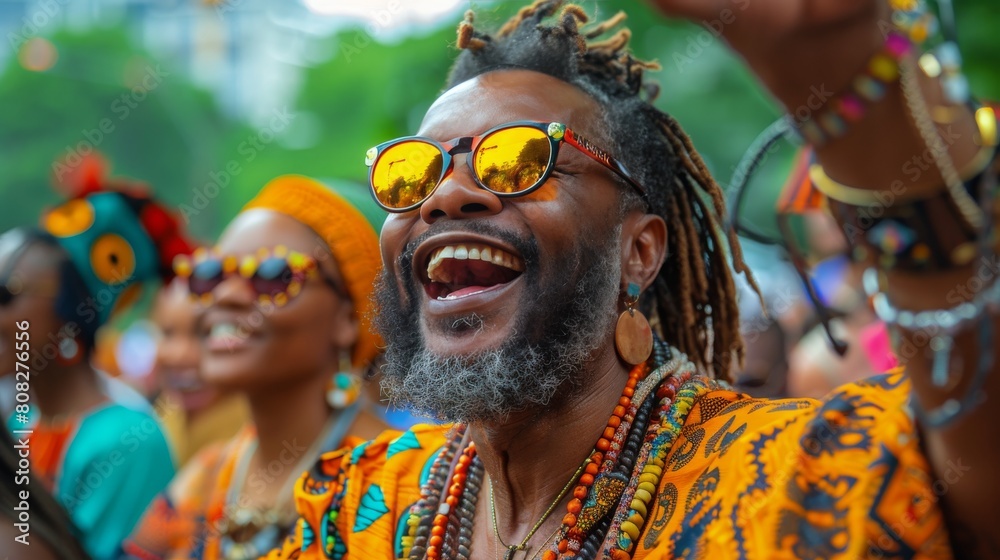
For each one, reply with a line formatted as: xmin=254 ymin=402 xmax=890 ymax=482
xmin=427 ymin=243 xmax=524 ymax=281
xmin=209 ymin=323 xmax=239 ymax=338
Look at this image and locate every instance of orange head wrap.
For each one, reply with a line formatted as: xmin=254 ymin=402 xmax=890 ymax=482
xmin=242 ymin=175 xmax=383 ymax=369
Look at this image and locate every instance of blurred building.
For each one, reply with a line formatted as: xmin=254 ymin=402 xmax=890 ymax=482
xmin=0 ymin=0 xmax=463 ymax=124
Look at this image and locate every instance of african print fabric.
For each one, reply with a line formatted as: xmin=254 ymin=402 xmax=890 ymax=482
xmin=264 ymin=370 xmax=952 ymax=559
xmin=124 ymin=426 xmax=363 ymax=560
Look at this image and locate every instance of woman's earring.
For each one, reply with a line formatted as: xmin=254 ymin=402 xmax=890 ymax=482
xmin=615 ymin=282 xmax=653 ymax=365
xmin=56 ymin=334 xmax=82 ymax=365
xmin=326 ymin=351 xmax=361 ymax=409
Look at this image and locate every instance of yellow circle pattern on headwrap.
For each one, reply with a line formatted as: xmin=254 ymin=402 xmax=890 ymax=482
xmin=242 ymin=175 xmax=383 ymax=369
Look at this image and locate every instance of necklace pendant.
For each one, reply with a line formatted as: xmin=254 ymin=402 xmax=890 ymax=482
xmin=503 ymin=545 xmax=524 ymax=560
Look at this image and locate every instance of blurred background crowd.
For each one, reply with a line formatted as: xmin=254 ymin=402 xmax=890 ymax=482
xmin=0 ymin=0 xmax=997 ymax=558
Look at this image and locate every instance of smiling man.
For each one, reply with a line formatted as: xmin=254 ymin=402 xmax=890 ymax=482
xmin=265 ymin=1 xmax=1000 ymax=559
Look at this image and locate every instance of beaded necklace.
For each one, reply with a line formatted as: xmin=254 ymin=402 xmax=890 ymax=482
xmin=404 ymin=342 xmax=710 ymax=560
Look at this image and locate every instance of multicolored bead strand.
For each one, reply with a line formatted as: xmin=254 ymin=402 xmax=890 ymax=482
xmin=453 ymin=452 xmax=483 ymax=560
xmin=550 ymin=350 xmax=701 ymax=560
xmin=557 ymin=363 xmax=648 ymax=557
xmin=406 ymin=343 xmax=720 ymax=560
xmin=793 ymin=31 xmax=912 ymax=146
xmin=603 ymin=372 xmax=689 ymax=558
xmin=405 ymin=426 xmax=467 ymax=560
xmin=426 ymin=443 xmax=477 ymax=560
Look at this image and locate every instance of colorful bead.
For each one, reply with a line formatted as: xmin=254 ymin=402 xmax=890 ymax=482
xmin=818 ymin=113 xmax=847 ymax=137
xmin=867 ymin=219 xmax=916 ymax=255
xmin=425 ymin=443 xmax=477 ymax=560
xmin=793 ymin=29 xmax=912 ymax=147
xmin=886 ymin=29 xmax=914 ymax=56
xmin=836 ymin=94 xmax=865 ymax=121
xmin=869 ymin=53 xmax=900 ymax=82
xmin=797 ymin=120 xmax=825 ymax=146
xmin=853 ymin=75 xmax=887 ymax=101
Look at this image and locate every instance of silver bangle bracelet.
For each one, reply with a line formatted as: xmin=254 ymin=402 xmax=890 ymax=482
xmin=862 ymin=266 xmax=995 ymax=428
xmin=863 ymin=267 xmax=1000 ymax=332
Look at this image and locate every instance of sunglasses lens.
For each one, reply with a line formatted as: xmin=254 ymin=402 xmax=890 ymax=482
xmin=371 ymin=140 xmax=444 ymax=209
xmin=189 ymin=259 xmax=224 ymax=296
xmin=252 ymin=258 xmax=294 ymax=297
xmin=473 ymin=126 xmax=551 ymax=194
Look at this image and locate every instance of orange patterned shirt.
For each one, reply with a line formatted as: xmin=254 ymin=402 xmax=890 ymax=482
xmin=265 ymin=371 xmax=952 ymax=559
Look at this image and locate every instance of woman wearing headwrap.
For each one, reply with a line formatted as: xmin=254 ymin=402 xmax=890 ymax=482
xmin=124 ymin=175 xmax=388 ymax=559
xmin=0 ymin=154 xmax=192 ymax=559
xmin=151 ymin=278 xmax=250 ymax=466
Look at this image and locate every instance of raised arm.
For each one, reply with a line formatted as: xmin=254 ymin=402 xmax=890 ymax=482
xmin=650 ymin=0 xmax=999 ymax=555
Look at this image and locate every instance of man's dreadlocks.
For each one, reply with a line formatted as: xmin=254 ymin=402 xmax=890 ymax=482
xmin=446 ymin=0 xmax=760 ymax=381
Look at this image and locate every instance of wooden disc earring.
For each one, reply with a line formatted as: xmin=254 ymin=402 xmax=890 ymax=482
xmin=615 ymin=282 xmax=653 ymax=365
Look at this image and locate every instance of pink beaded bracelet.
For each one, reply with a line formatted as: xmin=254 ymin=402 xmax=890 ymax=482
xmin=793 ymin=31 xmax=912 ymax=146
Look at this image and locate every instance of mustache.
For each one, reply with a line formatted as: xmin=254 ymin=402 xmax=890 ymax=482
xmin=398 ymin=219 xmax=541 ymax=277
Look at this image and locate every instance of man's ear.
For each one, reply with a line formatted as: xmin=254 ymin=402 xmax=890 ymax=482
xmin=620 ymin=212 xmax=667 ymax=291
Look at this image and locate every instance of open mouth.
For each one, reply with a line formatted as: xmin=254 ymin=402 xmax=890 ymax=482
xmin=203 ymin=321 xmax=258 ymax=352
xmin=425 ymin=243 xmax=525 ymax=300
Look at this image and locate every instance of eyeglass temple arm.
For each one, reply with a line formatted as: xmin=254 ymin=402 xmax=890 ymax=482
xmin=563 ymin=129 xmax=652 ymax=209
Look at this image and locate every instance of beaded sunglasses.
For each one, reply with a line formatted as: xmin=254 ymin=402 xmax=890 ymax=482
xmin=172 ymin=245 xmax=342 ymax=307
xmin=364 ymin=120 xmax=650 ymax=212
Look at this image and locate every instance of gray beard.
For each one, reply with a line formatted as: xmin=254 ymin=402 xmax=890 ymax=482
xmin=375 ymin=223 xmax=622 ymax=424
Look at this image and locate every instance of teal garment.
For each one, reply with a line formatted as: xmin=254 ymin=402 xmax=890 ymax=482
xmin=55 ymin=404 xmax=175 ymax=559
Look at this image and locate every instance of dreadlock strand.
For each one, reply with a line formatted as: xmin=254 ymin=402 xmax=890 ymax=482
xmin=666 ymin=195 xmax=695 ymax=325
xmin=557 ymin=5 xmax=588 ymax=54
xmin=457 ymin=21 xmax=477 ymax=51
xmin=674 ymin=183 xmax=710 ymax=299
xmin=727 ymin=222 xmax=766 ymax=314
xmin=661 ymin=112 xmax=764 ymax=333
xmin=560 ymin=4 xmax=588 ymax=25
xmin=586 ymin=29 xmax=631 ymax=56
xmin=497 ymin=0 xmax=558 ymax=38
xmin=663 ymin=114 xmax=727 ymax=216
xmin=702 ymin=204 xmax=743 ymax=379
xmin=583 ymin=11 xmax=627 ymax=39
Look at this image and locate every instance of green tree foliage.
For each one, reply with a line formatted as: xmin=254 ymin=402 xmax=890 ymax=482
xmin=1 ymin=1 xmax=996 ymax=243
xmin=0 ymin=27 xmax=237 ymax=241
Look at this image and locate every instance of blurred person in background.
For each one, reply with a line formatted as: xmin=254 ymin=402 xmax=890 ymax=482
xmin=124 ymin=175 xmax=388 ymax=559
xmin=0 ymin=154 xmax=192 ymax=559
xmin=730 ymin=243 xmax=812 ymax=398
xmin=786 ymin=206 xmax=898 ymax=398
xmin=0 ymin=427 xmax=89 ymax=560
xmin=151 ymin=278 xmax=249 ymax=466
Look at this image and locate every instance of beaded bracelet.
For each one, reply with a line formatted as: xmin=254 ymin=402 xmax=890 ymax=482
xmin=792 ymin=31 xmax=912 ymax=147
